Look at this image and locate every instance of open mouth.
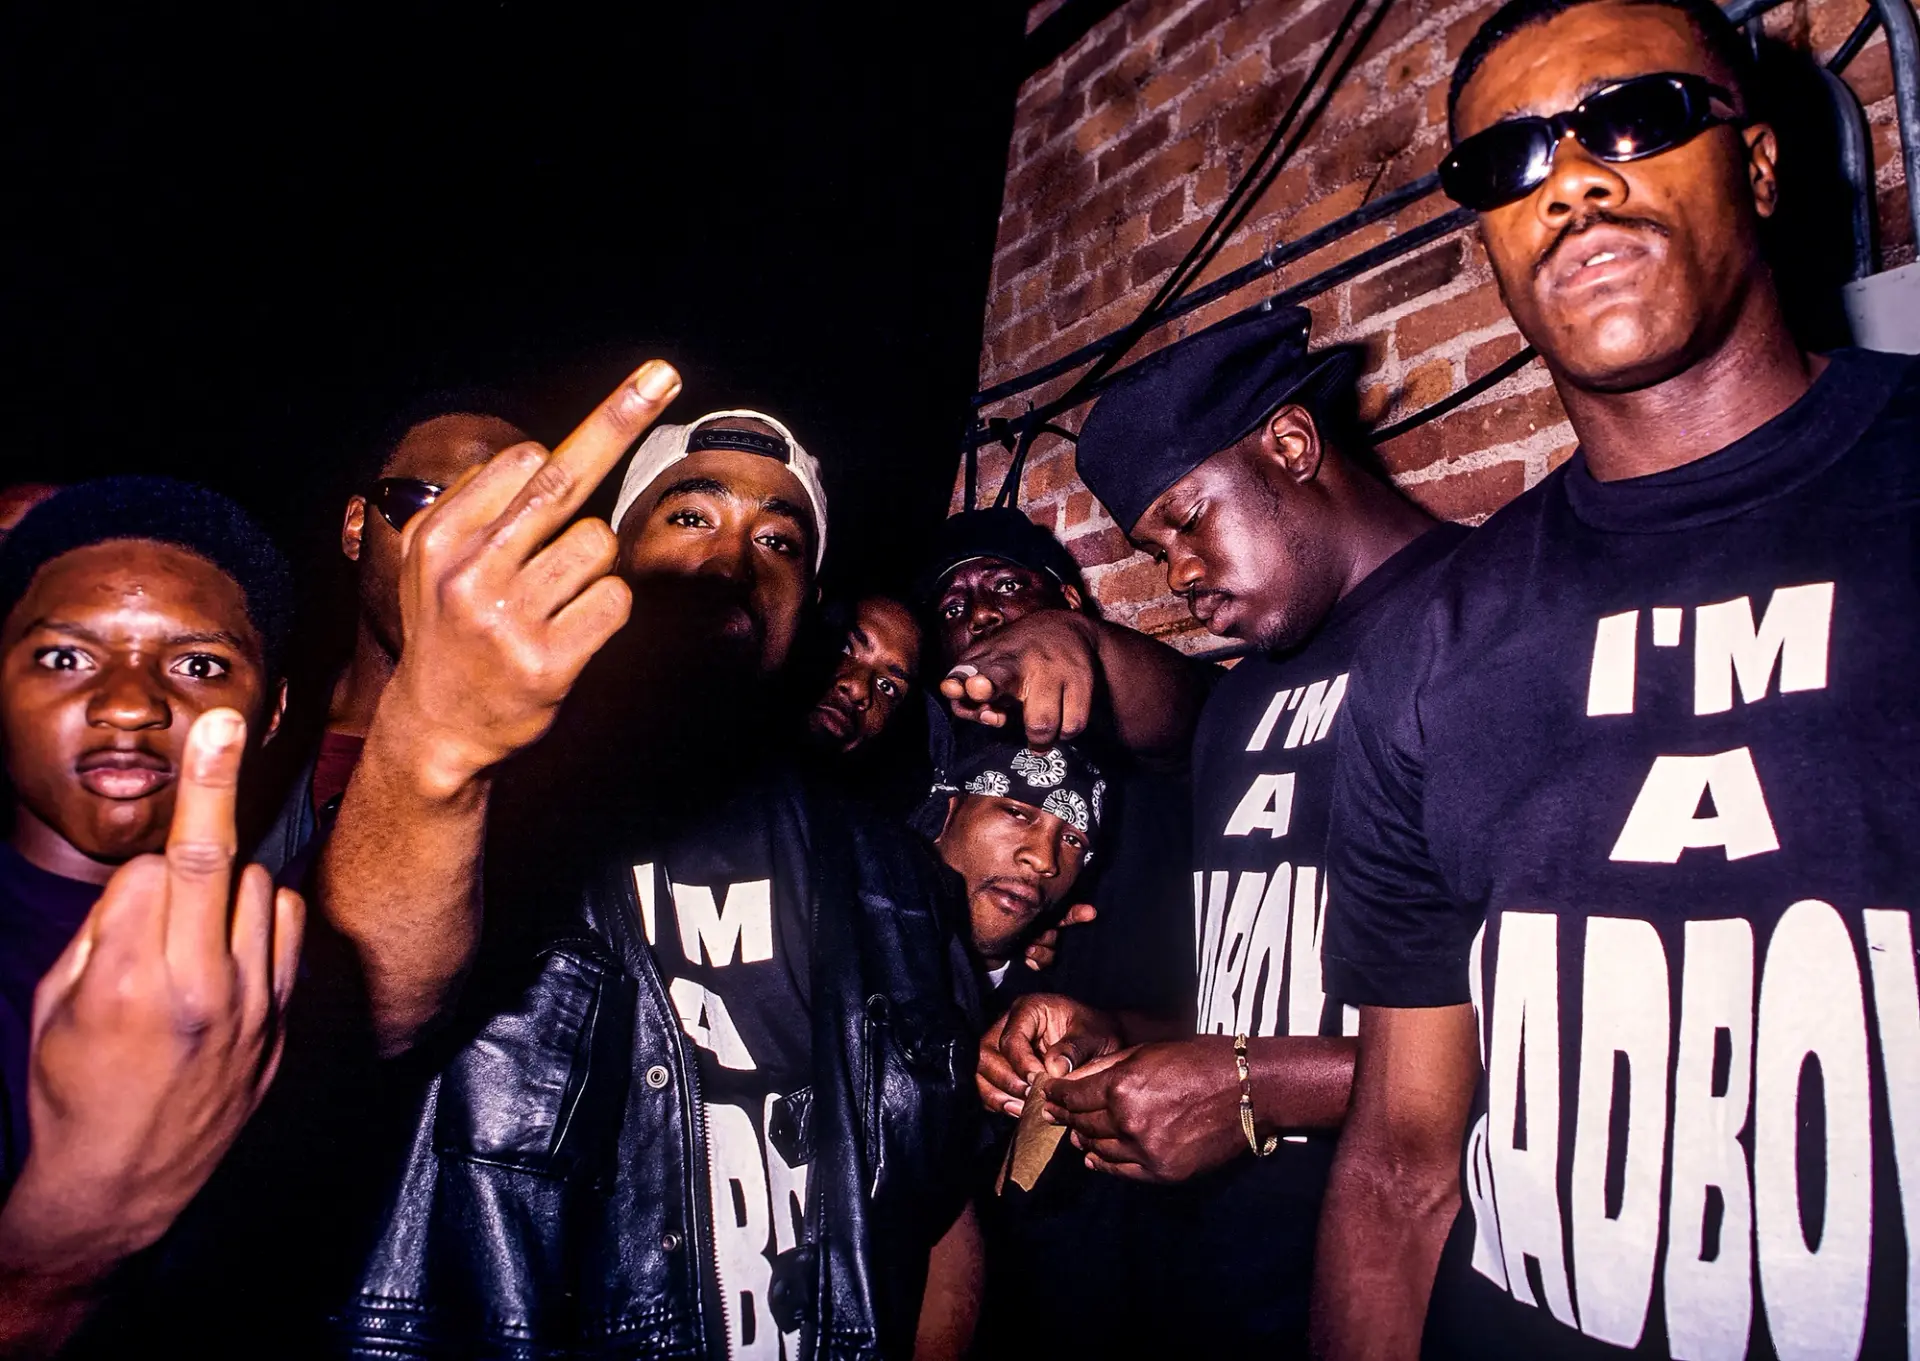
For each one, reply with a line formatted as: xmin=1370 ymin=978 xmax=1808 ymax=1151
xmin=75 ymin=748 xmax=174 ymax=800
xmin=1538 ymin=219 xmax=1665 ymax=296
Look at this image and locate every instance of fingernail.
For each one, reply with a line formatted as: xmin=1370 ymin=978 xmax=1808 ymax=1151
xmin=199 ymin=709 xmax=244 ymax=749
xmin=635 ymin=360 xmax=681 ymax=401
xmin=946 ymin=664 xmax=978 ymax=680
xmin=1005 ymin=1100 xmax=1024 ymax=1118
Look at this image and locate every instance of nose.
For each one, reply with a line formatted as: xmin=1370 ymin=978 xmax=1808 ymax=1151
xmin=1535 ymin=132 xmax=1630 ymax=228
xmin=967 ymin=597 xmax=1003 ymax=639
xmin=697 ymin=531 xmax=757 ymax=587
xmin=1166 ymin=544 xmax=1205 ymax=595
xmin=86 ymin=661 xmax=171 ymax=732
xmin=834 ymin=667 xmax=871 ymax=710
xmin=1015 ymin=826 xmax=1059 ymax=879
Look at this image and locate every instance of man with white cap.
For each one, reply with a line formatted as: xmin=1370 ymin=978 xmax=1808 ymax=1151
xmin=319 ymin=374 xmax=985 ymax=1360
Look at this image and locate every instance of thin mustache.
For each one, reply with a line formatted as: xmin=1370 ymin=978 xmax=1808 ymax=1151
xmin=1533 ymin=209 xmax=1670 ymax=278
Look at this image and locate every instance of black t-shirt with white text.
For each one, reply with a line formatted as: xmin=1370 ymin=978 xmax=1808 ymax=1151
xmin=1326 ymin=349 xmax=1920 ymax=1359
xmin=635 ymin=784 xmax=813 ymax=1361
xmin=1155 ymin=523 xmax=1465 ymax=1344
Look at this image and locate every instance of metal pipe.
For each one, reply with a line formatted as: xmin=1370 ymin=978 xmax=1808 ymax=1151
xmin=1821 ymin=66 xmax=1878 ymax=280
xmin=1867 ymin=0 xmax=1920 ymax=244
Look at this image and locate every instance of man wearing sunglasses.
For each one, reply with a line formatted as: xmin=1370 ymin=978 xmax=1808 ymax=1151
xmin=1314 ymin=1 xmax=1920 ymax=1359
xmin=253 ymin=405 xmax=527 ymax=877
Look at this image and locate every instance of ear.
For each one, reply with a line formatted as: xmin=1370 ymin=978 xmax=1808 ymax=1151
xmin=1744 ymin=122 xmax=1780 ymax=220
xmin=1059 ymin=583 xmax=1084 ymax=612
xmin=1257 ymin=404 xmax=1325 ymax=485
xmin=932 ymin=794 xmax=962 ymax=845
xmin=342 ymin=495 xmax=368 ymax=564
xmin=261 ymin=679 xmax=289 ymax=746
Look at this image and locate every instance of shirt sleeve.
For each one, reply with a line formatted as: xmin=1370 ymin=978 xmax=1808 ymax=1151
xmin=1324 ymin=591 xmax=1479 ymax=1009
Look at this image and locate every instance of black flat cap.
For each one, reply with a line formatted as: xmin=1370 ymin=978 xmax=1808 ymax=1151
xmin=1076 ymin=304 xmax=1361 ymax=533
xmin=913 ymin=506 xmax=1086 ymax=608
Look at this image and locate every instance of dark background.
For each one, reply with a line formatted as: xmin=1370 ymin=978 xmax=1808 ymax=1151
xmin=0 ymin=1 xmax=1027 ymax=594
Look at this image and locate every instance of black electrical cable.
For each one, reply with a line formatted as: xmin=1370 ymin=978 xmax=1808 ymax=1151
xmin=980 ymin=0 xmax=1395 ymax=506
xmin=1372 ymin=344 xmax=1539 ymax=443
xmin=1071 ymin=0 xmax=1391 ymax=409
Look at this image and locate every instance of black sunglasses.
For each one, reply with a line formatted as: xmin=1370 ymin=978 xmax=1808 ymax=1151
xmin=1440 ymin=72 xmax=1743 ymax=211
xmin=368 ymin=477 xmax=446 ymax=533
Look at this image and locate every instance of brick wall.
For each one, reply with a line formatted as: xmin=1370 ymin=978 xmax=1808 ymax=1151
xmin=963 ymin=0 xmax=1914 ymax=649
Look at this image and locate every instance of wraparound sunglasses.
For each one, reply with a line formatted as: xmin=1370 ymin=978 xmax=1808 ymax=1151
xmin=1440 ymin=72 xmax=1745 ymax=211
xmin=369 ymin=477 xmax=445 ymax=532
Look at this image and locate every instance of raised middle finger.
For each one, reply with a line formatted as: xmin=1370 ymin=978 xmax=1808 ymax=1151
xmin=487 ymin=360 xmax=682 ymax=562
xmin=163 ymin=709 xmax=247 ymax=981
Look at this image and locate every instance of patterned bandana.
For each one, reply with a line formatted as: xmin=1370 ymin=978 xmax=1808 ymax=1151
xmin=933 ymin=736 xmax=1107 ymax=856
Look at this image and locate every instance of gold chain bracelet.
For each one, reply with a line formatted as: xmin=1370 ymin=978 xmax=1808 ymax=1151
xmin=1234 ymin=1033 xmax=1278 ymax=1157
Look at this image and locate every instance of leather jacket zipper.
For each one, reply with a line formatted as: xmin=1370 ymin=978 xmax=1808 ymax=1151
xmin=628 ymin=869 xmax=729 ymax=1358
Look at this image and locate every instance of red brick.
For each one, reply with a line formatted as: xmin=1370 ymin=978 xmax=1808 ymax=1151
xmin=1050 ymin=250 xmax=1084 ymax=291
xmin=1265 ymin=0 xmax=1351 ymax=70
xmin=1405 ymin=460 xmax=1526 ymax=522
xmin=1135 ymin=598 xmax=1201 ymax=635
xmin=1160 ymin=0 xmax=1231 ymax=62
xmin=1076 ymin=97 xmax=1138 ymax=155
xmin=1219 ymin=72 xmax=1309 ymax=155
xmin=1017 ymin=272 xmax=1049 ymax=315
xmin=1878 ymin=182 xmax=1915 ymax=254
xmin=1843 ymin=42 xmax=1894 ymax=111
xmin=1063 ymin=489 xmax=1097 ymax=527
xmin=1349 ymin=237 xmax=1467 ymax=322
xmin=1446 ymin=2 xmax=1499 ymax=60
xmin=1064 ymin=23 xmax=1130 ymax=91
xmin=1188 ymin=158 xmax=1229 ymax=215
xmin=1127 ymin=0 xmax=1198 ymax=42
xmin=1131 ymin=218 xmax=1208 ymax=287
xmin=1177 ymin=51 xmax=1270 ymax=135
xmin=1149 ymin=185 xmax=1187 ymax=235
xmin=1093 ymin=556 xmax=1167 ymax=603
xmin=1027 ymin=501 xmax=1061 ymax=534
xmin=1545 ymin=440 xmax=1577 ymax=475
xmin=1245 ymin=161 xmax=1315 ymax=226
xmin=1097 ymin=113 xmax=1173 ymax=181
xmin=1401 ymin=356 xmax=1455 ymax=410
xmin=1223 ymin=0 xmax=1302 ymax=56
xmin=1376 ymin=130 xmax=1447 ymax=191
xmin=1385 ymin=43 xmax=1435 ymax=94
xmin=1045 ymin=87 xmax=1089 ymax=141
xmin=1069 ymin=525 xmax=1134 ymax=568
xmin=1379 ymin=383 xmax=1566 ymax=474
xmin=1143 ymin=42 xmax=1218 ymax=111
xmin=995 ymin=228 xmax=1057 ymax=284
xmin=1465 ymin=331 xmax=1527 ymax=381
xmin=1027 ymin=449 xmax=1081 ymax=497
xmin=1327 ymin=72 xmax=1381 ymax=127
xmin=1354 ymin=0 xmax=1425 ymax=66
xmin=1311 ymin=105 xmax=1420 ymax=190
xmin=1125 ymin=134 xmax=1207 ymax=206
xmin=1001 ymin=311 xmax=1054 ymax=363
xmin=1065 ymin=177 xmax=1132 ymax=244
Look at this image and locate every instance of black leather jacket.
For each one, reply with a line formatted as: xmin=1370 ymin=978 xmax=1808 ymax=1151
xmin=336 ymin=776 xmax=983 ymax=1359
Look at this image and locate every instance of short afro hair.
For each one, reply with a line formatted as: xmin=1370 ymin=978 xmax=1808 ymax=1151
xmin=1448 ymin=0 xmax=1758 ymax=141
xmin=0 ymin=477 xmax=296 ymax=679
